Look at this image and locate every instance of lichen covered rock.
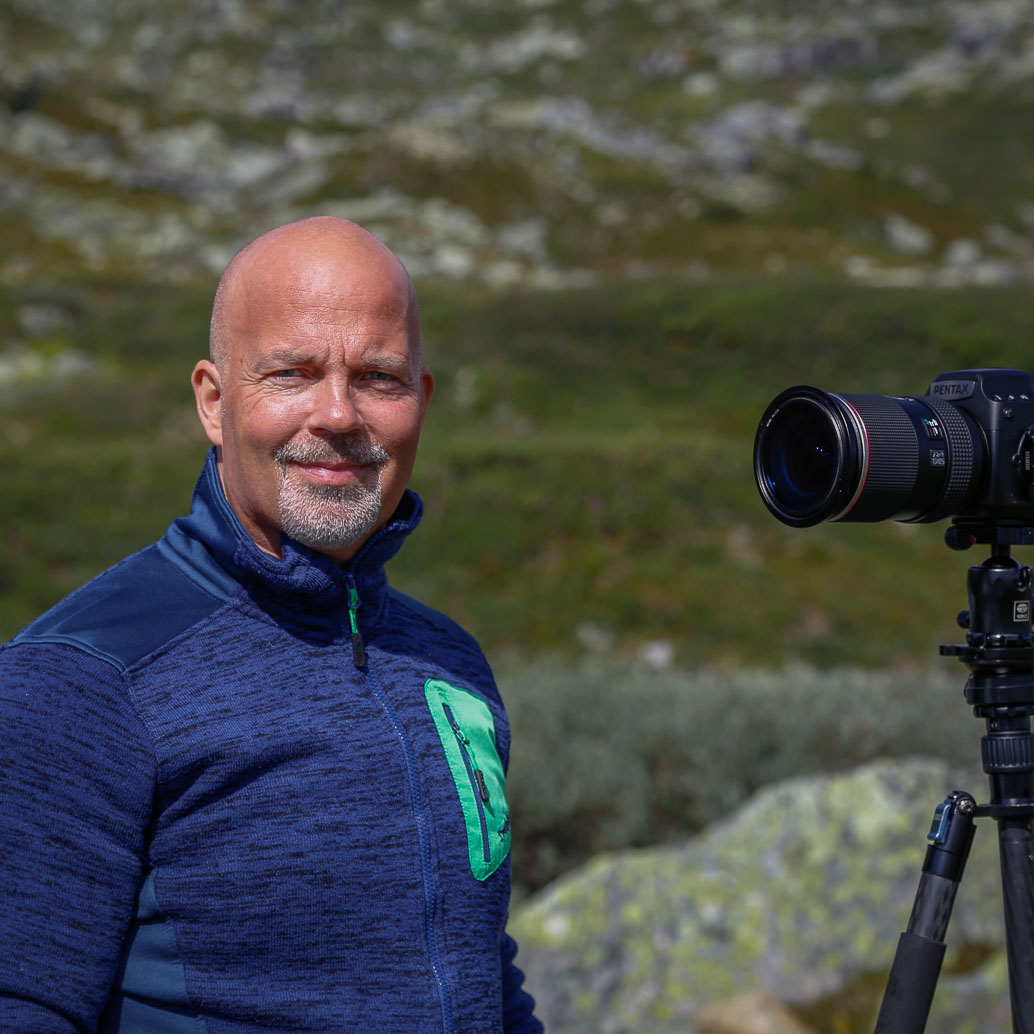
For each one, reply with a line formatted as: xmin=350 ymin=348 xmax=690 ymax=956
xmin=512 ymin=759 xmax=1008 ymax=1033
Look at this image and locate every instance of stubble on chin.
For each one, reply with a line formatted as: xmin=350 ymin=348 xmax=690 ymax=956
xmin=273 ymin=438 xmax=389 ymax=553
xmin=276 ymin=465 xmax=383 ymax=552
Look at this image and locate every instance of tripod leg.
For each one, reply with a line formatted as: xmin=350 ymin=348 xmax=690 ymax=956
xmin=874 ymin=792 xmax=977 ymax=1034
xmin=998 ymin=821 xmax=1034 ymax=1034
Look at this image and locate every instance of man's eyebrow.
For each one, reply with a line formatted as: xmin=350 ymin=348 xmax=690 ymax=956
xmin=255 ymin=349 xmax=416 ymax=373
xmin=258 ymin=349 xmax=314 ymax=367
xmin=362 ymin=353 xmax=416 ymax=373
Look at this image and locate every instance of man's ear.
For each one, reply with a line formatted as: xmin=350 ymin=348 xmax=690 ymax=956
xmin=192 ymin=360 xmax=224 ymax=447
xmin=419 ymin=366 xmax=435 ymax=425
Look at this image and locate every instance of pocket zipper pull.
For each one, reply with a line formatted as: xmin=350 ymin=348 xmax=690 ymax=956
xmin=474 ymin=768 xmax=490 ymax=803
xmin=444 ymin=703 xmax=490 ymax=803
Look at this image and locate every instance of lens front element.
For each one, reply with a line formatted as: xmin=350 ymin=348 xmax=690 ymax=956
xmin=755 ymin=395 xmax=858 ymax=525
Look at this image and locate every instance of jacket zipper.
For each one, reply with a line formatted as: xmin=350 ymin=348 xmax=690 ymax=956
xmin=341 ymin=516 xmax=400 ymax=669
xmin=345 ymin=581 xmax=366 ymax=668
xmin=342 ymin=575 xmax=455 ymax=1032
xmin=442 ymin=703 xmax=492 ymax=865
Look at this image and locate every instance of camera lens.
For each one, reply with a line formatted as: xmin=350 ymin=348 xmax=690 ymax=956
xmin=754 ymin=389 xmax=862 ymax=527
xmin=757 ymin=399 xmax=847 ymax=517
xmin=755 ymin=386 xmax=983 ymax=526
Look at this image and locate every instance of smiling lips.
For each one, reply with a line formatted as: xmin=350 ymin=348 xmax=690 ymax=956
xmin=290 ymin=460 xmax=370 ymax=486
xmin=274 ymin=437 xmax=390 ymax=487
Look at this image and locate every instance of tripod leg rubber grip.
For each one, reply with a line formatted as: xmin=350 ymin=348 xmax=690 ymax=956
xmin=874 ymin=931 xmax=946 ymax=1034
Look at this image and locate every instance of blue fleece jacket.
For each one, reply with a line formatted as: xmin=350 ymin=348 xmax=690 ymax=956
xmin=0 ymin=449 xmax=542 ymax=1034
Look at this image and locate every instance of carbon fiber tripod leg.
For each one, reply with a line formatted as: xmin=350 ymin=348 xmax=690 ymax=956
xmin=874 ymin=791 xmax=976 ymax=1034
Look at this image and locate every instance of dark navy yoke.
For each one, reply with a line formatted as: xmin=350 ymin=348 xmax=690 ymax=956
xmin=0 ymin=449 xmax=541 ymax=1034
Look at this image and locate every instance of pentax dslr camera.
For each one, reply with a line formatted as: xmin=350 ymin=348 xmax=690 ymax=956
xmin=754 ymin=368 xmax=1034 ymax=531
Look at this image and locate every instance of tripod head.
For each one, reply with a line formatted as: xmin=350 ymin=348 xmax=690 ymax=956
xmin=940 ymin=520 xmax=1034 ymax=825
xmin=942 ymin=520 xmax=1034 ymax=716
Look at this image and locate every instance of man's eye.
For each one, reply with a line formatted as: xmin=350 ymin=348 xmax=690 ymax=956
xmin=366 ymin=371 xmax=398 ymax=383
xmin=270 ymin=369 xmax=304 ymax=379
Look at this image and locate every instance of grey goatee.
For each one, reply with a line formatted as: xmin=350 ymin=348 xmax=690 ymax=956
xmin=274 ymin=437 xmax=390 ymax=552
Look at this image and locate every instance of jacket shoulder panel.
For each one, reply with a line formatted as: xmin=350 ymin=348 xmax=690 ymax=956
xmin=8 ymin=544 xmax=230 ymax=672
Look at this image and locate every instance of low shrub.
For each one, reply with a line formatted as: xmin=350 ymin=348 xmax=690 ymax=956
xmin=500 ymin=658 xmax=980 ymax=895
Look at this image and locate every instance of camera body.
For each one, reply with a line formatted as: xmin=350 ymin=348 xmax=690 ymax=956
xmin=754 ymin=368 xmax=1034 ymax=529
xmin=938 ymin=370 xmax=1034 ymax=522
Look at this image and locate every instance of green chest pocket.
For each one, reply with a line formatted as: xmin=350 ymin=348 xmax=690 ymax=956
xmin=425 ymin=679 xmax=511 ymax=881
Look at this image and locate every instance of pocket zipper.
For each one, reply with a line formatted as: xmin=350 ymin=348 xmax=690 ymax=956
xmin=442 ymin=703 xmax=492 ymax=864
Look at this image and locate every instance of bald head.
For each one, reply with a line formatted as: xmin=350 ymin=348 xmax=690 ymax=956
xmin=192 ymin=216 xmax=434 ymax=561
xmin=209 ymin=216 xmax=421 ymax=375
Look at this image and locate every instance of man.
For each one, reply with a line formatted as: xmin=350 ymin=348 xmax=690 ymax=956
xmin=0 ymin=217 xmax=543 ymax=1033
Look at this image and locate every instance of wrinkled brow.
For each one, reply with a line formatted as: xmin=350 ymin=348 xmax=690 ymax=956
xmin=256 ymin=348 xmax=417 ymax=373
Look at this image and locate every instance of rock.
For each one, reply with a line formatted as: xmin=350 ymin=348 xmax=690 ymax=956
xmin=803 ymin=138 xmax=862 ymax=170
xmin=695 ymin=992 xmax=818 ymax=1034
xmin=698 ymin=102 xmax=808 ymax=174
xmin=481 ymin=18 xmax=587 ymax=74
xmin=511 ymin=759 xmax=1006 ymax=1034
xmin=717 ymin=30 xmax=878 ymax=82
xmin=944 ymin=238 xmax=983 ymax=268
xmin=885 ymin=214 xmax=934 ymax=255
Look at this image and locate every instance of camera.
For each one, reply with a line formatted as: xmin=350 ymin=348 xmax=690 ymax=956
xmin=754 ymin=368 xmax=1034 ymax=530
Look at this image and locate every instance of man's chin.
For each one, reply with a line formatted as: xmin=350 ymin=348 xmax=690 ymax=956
xmin=280 ymin=503 xmax=380 ymax=552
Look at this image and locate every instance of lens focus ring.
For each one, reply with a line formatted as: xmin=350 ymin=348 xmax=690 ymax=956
xmin=923 ymin=396 xmax=976 ymax=515
xmin=841 ymin=394 xmax=919 ymax=498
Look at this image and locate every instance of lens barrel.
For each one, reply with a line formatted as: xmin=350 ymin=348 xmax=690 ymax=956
xmin=754 ymin=386 xmax=983 ymax=526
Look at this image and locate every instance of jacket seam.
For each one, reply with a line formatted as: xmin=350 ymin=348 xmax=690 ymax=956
xmin=6 ymin=632 xmax=131 ymax=673
xmin=120 ymin=598 xmax=247 ymax=676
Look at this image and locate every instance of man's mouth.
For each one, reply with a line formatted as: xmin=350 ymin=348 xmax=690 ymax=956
xmin=275 ymin=439 xmax=389 ymax=487
xmin=289 ymin=460 xmax=372 ymax=486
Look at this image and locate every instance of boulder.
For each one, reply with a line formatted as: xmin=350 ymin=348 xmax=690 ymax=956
xmin=695 ymin=992 xmax=818 ymax=1034
xmin=511 ymin=759 xmax=1011 ymax=1034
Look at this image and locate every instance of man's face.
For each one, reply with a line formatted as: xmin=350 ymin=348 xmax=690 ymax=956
xmin=194 ymin=246 xmax=433 ymax=562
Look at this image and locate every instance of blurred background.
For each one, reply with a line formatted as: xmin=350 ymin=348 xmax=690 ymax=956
xmin=3 ymin=1 xmax=1034 ymax=1029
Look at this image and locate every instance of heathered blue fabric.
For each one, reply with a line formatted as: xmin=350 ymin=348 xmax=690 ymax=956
xmin=0 ymin=449 xmax=542 ymax=1034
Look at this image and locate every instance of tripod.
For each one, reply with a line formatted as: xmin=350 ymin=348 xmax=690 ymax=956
xmin=875 ymin=523 xmax=1034 ymax=1034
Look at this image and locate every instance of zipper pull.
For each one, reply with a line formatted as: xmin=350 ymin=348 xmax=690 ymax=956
xmin=346 ymin=584 xmax=366 ymax=668
xmin=444 ymin=703 xmax=490 ymax=803
xmin=444 ymin=703 xmax=466 ymax=740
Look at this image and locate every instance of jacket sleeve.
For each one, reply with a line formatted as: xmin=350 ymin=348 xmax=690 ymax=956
xmin=500 ymin=928 xmax=544 ymax=1033
xmin=0 ymin=642 xmax=155 ymax=1031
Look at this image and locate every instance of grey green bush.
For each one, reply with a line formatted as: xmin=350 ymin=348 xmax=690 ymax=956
xmin=500 ymin=659 xmax=980 ymax=894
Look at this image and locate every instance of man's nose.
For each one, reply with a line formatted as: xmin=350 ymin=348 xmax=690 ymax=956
xmin=307 ymin=376 xmax=363 ymax=436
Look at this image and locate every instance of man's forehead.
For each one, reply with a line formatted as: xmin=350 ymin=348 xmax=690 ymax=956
xmin=211 ymin=221 xmax=422 ymax=373
xmin=238 ymin=254 xmax=414 ymax=326
xmin=224 ymin=303 xmax=421 ymax=370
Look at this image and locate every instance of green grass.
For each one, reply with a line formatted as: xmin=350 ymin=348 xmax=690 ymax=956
xmin=4 ymin=278 xmax=1034 ymax=669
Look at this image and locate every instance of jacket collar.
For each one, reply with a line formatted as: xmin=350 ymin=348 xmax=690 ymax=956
xmin=163 ymin=448 xmax=422 ymax=633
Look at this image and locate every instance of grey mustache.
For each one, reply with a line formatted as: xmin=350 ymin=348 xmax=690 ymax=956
xmin=274 ymin=438 xmax=389 ymax=466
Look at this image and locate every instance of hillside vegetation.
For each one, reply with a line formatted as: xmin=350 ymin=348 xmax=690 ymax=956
xmin=4 ymin=1 xmax=1034 ymax=666
xmin=5 ymin=0 xmax=1034 ymax=665
xmin=5 ymin=278 xmax=1034 ymax=671
xmin=2 ymin=0 xmax=1034 ymax=287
